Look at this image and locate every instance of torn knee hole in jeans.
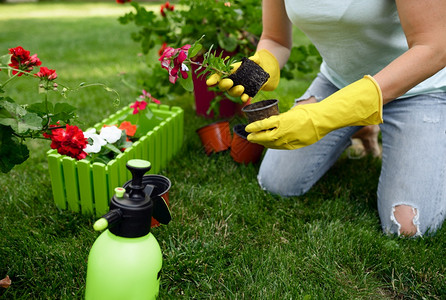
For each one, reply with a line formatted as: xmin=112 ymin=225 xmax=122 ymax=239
xmin=390 ymin=204 xmax=421 ymax=237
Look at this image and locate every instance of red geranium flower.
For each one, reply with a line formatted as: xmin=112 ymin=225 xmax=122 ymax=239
xmin=116 ymin=0 xmax=131 ymax=4
xmin=160 ymin=1 xmax=174 ymax=17
xmin=36 ymin=66 xmax=58 ymax=81
xmin=42 ymin=123 xmax=61 ymax=139
xmin=130 ymin=99 xmax=148 ymax=114
xmin=46 ymin=125 xmax=88 ymax=160
xmin=8 ymin=46 xmax=42 ymax=76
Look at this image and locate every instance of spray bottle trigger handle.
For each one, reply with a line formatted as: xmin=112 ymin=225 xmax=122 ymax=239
xmin=94 ymin=209 xmax=122 ymax=231
xmin=93 ymin=218 xmax=108 ymax=231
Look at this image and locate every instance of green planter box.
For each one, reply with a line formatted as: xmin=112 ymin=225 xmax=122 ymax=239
xmin=46 ymin=104 xmax=183 ymax=217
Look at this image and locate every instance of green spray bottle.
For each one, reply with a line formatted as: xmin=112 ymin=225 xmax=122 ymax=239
xmin=85 ymin=159 xmax=171 ymax=300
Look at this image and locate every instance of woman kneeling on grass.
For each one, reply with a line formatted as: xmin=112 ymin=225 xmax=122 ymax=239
xmin=208 ymin=0 xmax=446 ymax=237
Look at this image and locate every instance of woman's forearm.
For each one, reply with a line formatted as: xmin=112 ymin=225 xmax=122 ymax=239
xmin=257 ymin=39 xmax=291 ymax=69
xmin=257 ymin=0 xmax=293 ymax=69
xmin=374 ymin=0 xmax=446 ymax=104
xmin=374 ymin=44 xmax=446 ymax=104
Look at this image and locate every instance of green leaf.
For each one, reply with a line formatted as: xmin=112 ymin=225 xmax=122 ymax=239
xmin=103 ymin=143 xmax=122 ymax=155
xmin=0 ymin=99 xmax=26 ymax=117
xmin=179 ymin=74 xmax=194 ymax=92
xmin=121 ymin=140 xmax=133 ymax=149
xmin=0 ymin=100 xmax=43 ymax=133
xmin=0 ymin=111 xmax=16 ymax=129
xmin=188 ymin=43 xmax=203 ymax=59
xmin=0 ymin=125 xmax=29 ymax=173
xmin=27 ymin=101 xmax=54 ymax=117
xmin=144 ymin=108 xmax=154 ymax=120
xmin=217 ymin=33 xmax=238 ymax=52
xmin=53 ymin=102 xmax=76 ymax=115
xmin=289 ymin=46 xmax=308 ymax=63
xmin=308 ymin=44 xmax=320 ymax=56
xmin=53 ymin=102 xmax=77 ymax=123
xmin=18 ymin=113 xmax=43 ymax=133
xmin=0 ymin=53 xmax=11 ymax=67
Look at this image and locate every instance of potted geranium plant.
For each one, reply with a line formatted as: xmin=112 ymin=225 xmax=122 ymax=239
xmin=118 ymin=0 xmax=263 ymax=118
xmin=0 ymin=46 xmax=119 ymax=173
xmin=0 ymin=45 xmax=152 ymax=171
xmin=0 ymin=45 xmax=184 ymax=217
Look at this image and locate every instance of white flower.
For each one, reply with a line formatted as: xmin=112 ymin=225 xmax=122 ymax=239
xmin=83 ymin=128 xmax=106 ymax=154
xmin=181 ymin=63 xmax=189 ymax=72
xmin=100 ymin=126 xmax=122 ymax=144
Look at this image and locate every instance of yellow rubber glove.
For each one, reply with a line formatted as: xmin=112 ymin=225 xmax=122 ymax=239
xmin=206 ymin=49 xmax=280 ymax=102
xmin=245 ymin=75 xmax=383 ymax=150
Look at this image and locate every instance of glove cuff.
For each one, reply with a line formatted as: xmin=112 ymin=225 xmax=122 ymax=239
xmin=363 ymin=75 xmax=383 ymax=124
xmin=255 ymin=49 xmax=280 ymax=91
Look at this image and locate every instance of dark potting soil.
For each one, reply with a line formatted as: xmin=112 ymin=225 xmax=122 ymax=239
xmin=228 ymin=57 xmax=270 ymax=97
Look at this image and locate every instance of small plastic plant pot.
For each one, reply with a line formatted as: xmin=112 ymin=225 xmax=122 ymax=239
xmin=196 ymin=121 xmax=232 ymax=155
xmin=230 ymin=124 xmax=265 ymax=164
xmin=241 ymin=99 xmax=279 ymax=123
xmin=123 ymin=174 xmax=171 ymax=228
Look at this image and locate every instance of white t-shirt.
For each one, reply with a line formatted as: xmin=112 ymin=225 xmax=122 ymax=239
xmin=284 ymin=0 xmax=446 ymax=97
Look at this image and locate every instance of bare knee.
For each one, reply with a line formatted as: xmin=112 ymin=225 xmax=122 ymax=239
xmin=295 ymin=96 xmax=317 ymax=106
xmin=392 ymin=205 xmax=420 ymax=237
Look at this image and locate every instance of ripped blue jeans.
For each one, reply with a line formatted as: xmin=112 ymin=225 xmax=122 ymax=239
xmin=257 ymin=73 xmax=446 ymax=236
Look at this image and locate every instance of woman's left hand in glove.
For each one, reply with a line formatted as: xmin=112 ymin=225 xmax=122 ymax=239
xmin=245 ymin=75 xmax=383 ymax=150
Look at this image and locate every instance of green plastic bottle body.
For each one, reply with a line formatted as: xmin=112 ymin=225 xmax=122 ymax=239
xmin=85 ymin=230 xmax=162 ymax=300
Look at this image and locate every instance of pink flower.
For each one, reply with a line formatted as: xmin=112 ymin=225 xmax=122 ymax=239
xmin=36 ymin=66 xmax=58 ymax=81
xmin=158 ymin=42 xmax=168 ymax=57
xmin=159 ymin=44 xmax=191 ymax=84
xmin=130 ymin=100 xmax=147 ymax=114
xmin=140 ymin=89 xmax=161 ymax=105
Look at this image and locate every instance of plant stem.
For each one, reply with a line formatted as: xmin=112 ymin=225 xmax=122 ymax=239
xmin=11 ymin=131 xmax=49 ymax=140
xmin=188 ymin=60 xmax=231 ymax=77
xmin=0 ymin=68 xmax=21 ymax=89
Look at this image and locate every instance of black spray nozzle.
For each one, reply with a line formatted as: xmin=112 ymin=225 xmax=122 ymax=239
xmin=100 ymin=160 xmax=154 ymax=238
xmin=126 ymin=159 xmax=152 ymax=201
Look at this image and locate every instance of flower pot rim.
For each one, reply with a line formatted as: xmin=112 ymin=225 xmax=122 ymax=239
xmin=230 ymin=124 xmax=264 ymax=164
xmin=241 ymin=99 xmax=279 ymax=113
xmin=232 ymin=124 xmax=248 ymax=140
xmin=196 ymin=120 xmax=230 ymax=133
xmin=123 ymin=174 xmax=171 ymax=196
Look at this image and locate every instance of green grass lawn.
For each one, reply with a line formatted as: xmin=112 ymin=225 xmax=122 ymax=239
xmin=1 ymin=2 xmax=445 ymax=299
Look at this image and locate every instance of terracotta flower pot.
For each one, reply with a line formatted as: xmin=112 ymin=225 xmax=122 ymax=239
xmin=230 ymin=124 xmax=264 ymax=164
xmin=196 ymin=121 xmax=232 ymax=155
xmin=241 ymin=99 xmax=279 ymax=123
xmin=123 ymin=174 xmax=171 ymax=228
